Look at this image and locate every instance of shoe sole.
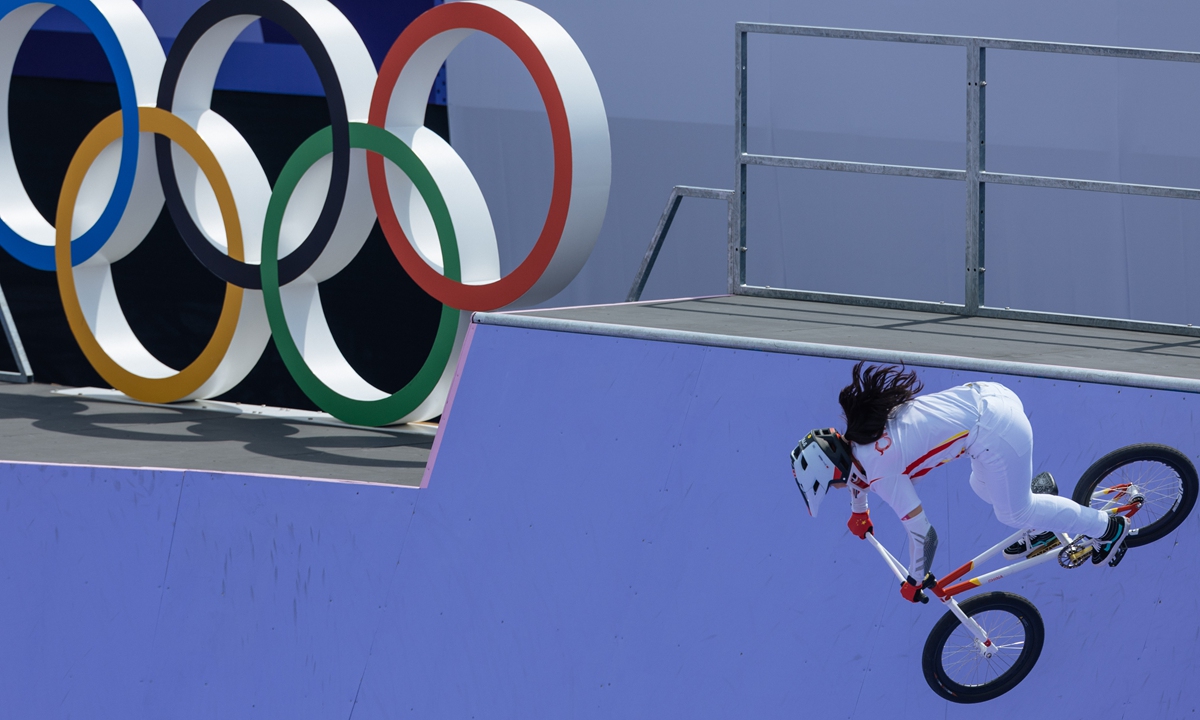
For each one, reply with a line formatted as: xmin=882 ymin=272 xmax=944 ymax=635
xmin=1003 ymin=534 xmax=1061 ymax=561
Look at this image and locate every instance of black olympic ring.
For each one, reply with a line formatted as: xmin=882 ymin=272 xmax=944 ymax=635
xmin=155 ymin=0 xmax=352 ymax=289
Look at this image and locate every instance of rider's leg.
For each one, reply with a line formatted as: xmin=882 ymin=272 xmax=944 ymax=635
xmin=968 ymin=385 xmax=1110 ymax=539
xmin=1001 ymin=473 xmax=1060 ymax=557
xmin=970 ymin=462 xmax=1059 ymax=559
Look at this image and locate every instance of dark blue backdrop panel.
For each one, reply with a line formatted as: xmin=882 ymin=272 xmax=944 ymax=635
xmin=15 ymin=0 xmax=445 ymax=100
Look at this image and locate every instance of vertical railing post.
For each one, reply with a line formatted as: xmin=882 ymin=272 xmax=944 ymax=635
xmin=732 ymin=25 xmax=749 ymax=294
xmin=0 ymin=280 xmax=30 ymax=382
xmin=965 ymin=41 xmax=986 ymax=312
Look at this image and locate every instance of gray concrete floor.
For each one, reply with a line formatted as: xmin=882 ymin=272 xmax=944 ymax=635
xmin=522 ymin=295 xmax=1200 ymax=380
xmin=0 ymin=383 xmax=431 ymax=486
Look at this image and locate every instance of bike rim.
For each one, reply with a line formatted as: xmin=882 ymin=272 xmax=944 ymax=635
xmin=1089 ymin=459 xmax=1183 ymax=533
xmin=940 ymin=610 xmax=1027 ymax=688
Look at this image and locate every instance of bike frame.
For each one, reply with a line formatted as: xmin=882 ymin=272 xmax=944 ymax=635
xmin=866 ymin=482 xmax=1143 ymax=649
xmin=867 ymin=529 xmax=1071 ymax=648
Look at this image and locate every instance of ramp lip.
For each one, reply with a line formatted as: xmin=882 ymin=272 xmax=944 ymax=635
xmin=472 ymin=311 xmax=1200 ymax=395
xmin=487 ymin=294 xmax=728 ymax=314
xmin=0 ymin=458 xmax=417 ymax=489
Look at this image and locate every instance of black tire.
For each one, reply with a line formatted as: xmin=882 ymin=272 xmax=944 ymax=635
xmin=922 ymin=592 xmax=1044 ymax=703
xmin=1070 ymin=444 xmax=1198 ymax=547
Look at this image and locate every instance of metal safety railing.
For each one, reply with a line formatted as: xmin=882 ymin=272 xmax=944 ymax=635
xmin=632 ymin=23 xmax=1200 ymax=338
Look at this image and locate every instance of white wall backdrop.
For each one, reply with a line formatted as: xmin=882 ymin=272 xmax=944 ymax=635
xmin=447 ymin=0 xmax=1200 ymax=323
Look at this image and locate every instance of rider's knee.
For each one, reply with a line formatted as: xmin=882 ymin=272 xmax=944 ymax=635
xmin=996 ymin=503 xmax=1036 ymax=529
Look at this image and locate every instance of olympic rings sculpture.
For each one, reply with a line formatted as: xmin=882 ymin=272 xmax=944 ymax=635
xmin=0 ymin=0 xmax=611 ymax=426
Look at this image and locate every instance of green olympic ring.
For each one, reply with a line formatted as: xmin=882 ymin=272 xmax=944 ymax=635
xmin=261 ymin=122 xmax=462 ymax=427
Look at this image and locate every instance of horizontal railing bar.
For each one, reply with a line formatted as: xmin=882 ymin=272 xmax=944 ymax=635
xmin=736 ymin=22 xmax=1200 ymax=63
xmin=982 ymin=172 xmax=1200 ymax=200
xmin=980 ymin=38 xmax=1200 ymax=62
xmin=674 ymin=185 xmax=734 ymax=200
xmin=738 ymin=285 xmax=969 ymax=314
xmin=737 ymin=158 xmax=1200 ymax=198
xmin=741 ymin=153 xmax=965 ymax=181
xmin=735 ymin=23 xmax=971 ymax=47
xmin=737 ymin=285 xmax=1200 ymax=338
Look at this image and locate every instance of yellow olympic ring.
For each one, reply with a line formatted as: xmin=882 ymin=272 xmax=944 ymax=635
xmin=55 ymin=107 xmax=246 ymax=404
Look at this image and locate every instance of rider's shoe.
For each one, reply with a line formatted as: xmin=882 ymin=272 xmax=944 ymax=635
xmin=1087 ymin=515 xmax=1131 ymax=565
xmin=1003 ymin=530 xmax=1061 ymax=560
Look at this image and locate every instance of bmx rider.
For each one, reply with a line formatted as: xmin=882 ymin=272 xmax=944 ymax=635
xmin=790 ymin=362 xmax=1129 ymax=602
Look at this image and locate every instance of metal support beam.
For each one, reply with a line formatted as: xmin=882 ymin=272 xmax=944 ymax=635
xmin=965 ymin=41 xmax=986 ymax=313
xmin=732 ymin=26 xmax=749 ymax=294
xmin=0 ymin=279 xmax=31 ymax=383
xmin=628 ymin=186 xmax=734 ymax=302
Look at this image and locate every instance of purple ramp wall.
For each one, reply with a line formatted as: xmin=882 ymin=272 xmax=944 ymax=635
xmin=0 ymin=465 xmax=419 ymax=718
xmin=2 ymin=324 xmax=1197 ymax=717
xmin=410 ymin=324 xmax=1200 ymax=718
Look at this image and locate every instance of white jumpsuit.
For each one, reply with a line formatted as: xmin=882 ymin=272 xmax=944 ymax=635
xmin=847 ymin=381 xmax=1109 ymax=578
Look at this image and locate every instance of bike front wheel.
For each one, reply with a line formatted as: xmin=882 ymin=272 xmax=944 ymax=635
xmin=922 ymin=592 xmax=1044 ymax=703
xmin=1070 ymin=444 xmax=1198 ymax=547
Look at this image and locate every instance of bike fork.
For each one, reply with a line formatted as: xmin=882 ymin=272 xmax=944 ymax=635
xmin=944 ymin=597 xmax=995 ymax=656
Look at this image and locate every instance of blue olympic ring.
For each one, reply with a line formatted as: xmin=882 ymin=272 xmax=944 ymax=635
xmin=0 ymin=0 xmax=146 ymax=270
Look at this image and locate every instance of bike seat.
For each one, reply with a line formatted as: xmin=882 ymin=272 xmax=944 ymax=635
xmin=1031 ymin=471 xmax=1059 ymax=496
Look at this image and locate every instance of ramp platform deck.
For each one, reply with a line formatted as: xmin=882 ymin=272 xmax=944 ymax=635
xmin=0 ymin=383 xmax=431 ymax=485
xmin=496 ymin=295 xmax=1200 ymax=390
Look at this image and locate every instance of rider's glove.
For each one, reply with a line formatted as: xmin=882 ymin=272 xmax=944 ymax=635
xmin=847 ymin=511 xmax=873 ymax=540
xmin=900 ymin=573 xmax=937 ymax=603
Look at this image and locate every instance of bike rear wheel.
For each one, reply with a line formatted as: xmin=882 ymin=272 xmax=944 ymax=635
xmin=922 ymin=592 xmax=1044 ymax=703
xmin=1070 ymin=444 xmax=1198 ymax=547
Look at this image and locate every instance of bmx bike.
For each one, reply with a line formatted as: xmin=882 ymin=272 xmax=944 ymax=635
xmin=866 ymin=443 xmax=1197 ymax=703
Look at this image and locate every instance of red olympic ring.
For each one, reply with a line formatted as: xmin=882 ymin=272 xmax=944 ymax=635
xmin=368 ymin=1 xmax=572 ymax=311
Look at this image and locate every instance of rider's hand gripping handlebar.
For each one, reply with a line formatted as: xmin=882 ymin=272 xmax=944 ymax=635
xmin=848 ymin=511 xmax=873 ymax=540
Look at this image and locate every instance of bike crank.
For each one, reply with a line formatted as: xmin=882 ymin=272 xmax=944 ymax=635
xmin=1058 ymin=537 xmax=1093 ymax=569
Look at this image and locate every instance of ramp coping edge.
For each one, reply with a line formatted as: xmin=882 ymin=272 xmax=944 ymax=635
xmin=473 ymin=312 xmax=1200 ymax=395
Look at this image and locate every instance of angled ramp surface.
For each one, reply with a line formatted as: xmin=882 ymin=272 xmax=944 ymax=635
xmin=415 ymin=321 xmax=1200 ymax=718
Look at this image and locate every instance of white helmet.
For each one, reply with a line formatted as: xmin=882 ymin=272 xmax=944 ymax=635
xmin=790 ymin=428 xmax=854 ymax=517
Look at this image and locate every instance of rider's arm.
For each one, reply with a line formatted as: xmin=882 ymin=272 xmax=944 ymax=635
xmin=900 ymin=505 xmax=937 ymax=581
xmin=850 ymin=487 xmax=868 ymax=513
xmin=874 ymin=474 xmax=938 ymax=580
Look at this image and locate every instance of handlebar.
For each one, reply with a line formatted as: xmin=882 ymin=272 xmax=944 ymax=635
xmin=866 ymin=532 xmax=907 ymax=581
xmin=865 ymin=532 xmax=929 ymax=603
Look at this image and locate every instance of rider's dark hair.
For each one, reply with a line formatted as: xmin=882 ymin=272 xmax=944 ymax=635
xmin=838 ymin=361 xmax=924 ymax=444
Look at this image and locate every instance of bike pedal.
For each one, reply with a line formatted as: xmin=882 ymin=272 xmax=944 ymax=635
xmin=1108 ymin=542 xmax=1129 ymax=568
